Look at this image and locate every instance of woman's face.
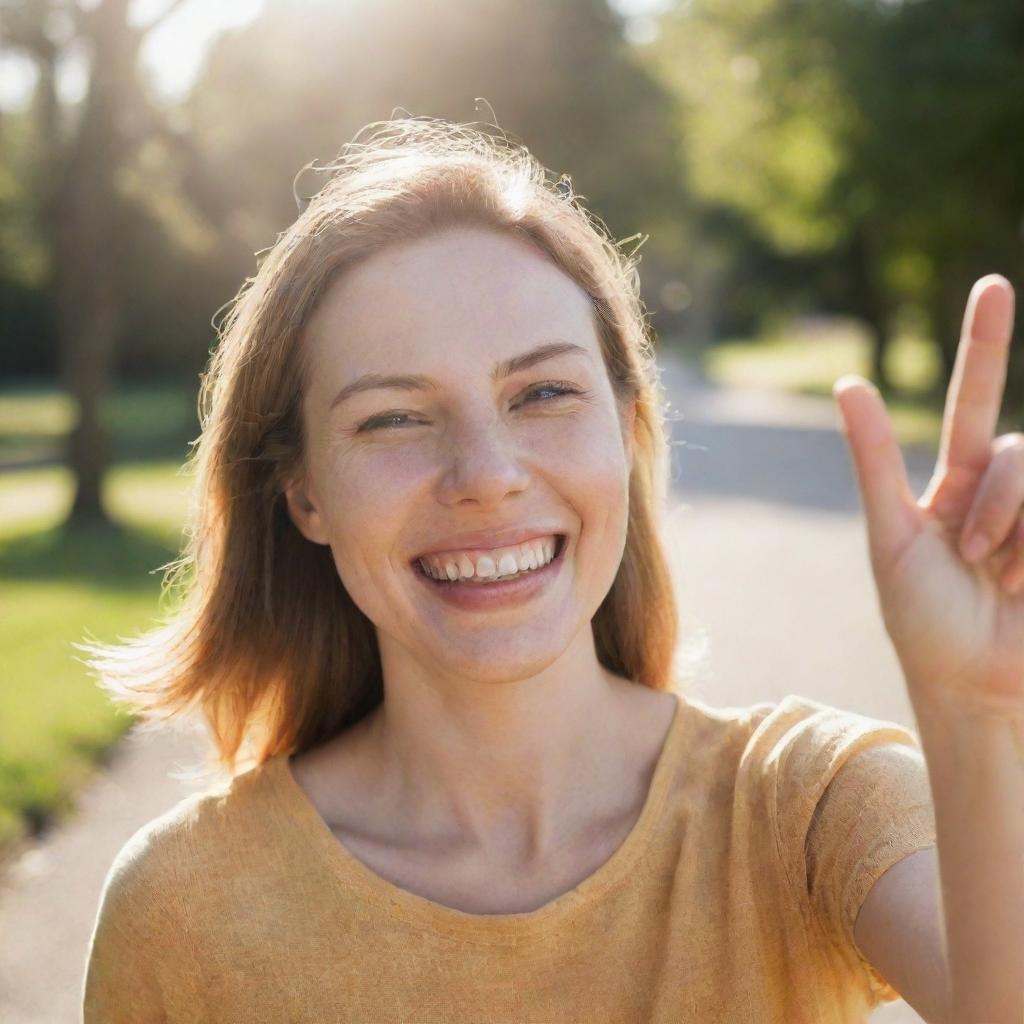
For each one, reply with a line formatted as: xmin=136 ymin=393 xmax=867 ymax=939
xmin=285 ymin=226 xmax=636 ymax=684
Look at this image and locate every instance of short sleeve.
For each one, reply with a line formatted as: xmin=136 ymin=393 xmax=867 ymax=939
xmin=82 ymin=820 xmax=190 ymax=1022
xmin=751 ymin=695 xmax=937 ymax=1006
xmin=807 ymin=737 xmax=937 ymax=1003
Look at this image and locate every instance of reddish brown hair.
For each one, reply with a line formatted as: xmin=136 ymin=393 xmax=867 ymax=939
xmin=77 ymin=116 xmax=682 ymax=784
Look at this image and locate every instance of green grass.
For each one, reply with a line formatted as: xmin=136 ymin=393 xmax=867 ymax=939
xmin=0 ymin=378 xmax=198 ymax=465
xmin=700 ymin=324 xmax=950 ymax=449
xmin=0 ymin=386 xmax=73 ymax=461
xmin=0 ymin=459 xmax=192 ymax=857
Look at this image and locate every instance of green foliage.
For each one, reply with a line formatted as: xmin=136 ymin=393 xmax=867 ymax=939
xmin=0 ymin=380 xmax=195 ymax=851
xmin=653 ymin=4 xmax=851 ymax=254
xmin=649 ymin=0 xmax=1024 ymax=400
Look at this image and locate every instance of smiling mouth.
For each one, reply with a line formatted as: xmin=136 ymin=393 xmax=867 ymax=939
xmin=412 ymin=533 xmax=567 ymax=583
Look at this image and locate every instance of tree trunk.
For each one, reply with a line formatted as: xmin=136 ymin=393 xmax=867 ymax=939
xmin=55 ymin=196 xmax=118 ymax=526
xmin=12 ymin=0 xmax=209 ymax=527
xmin=867 ymin=312 xmax=892 ymax=394
xmin=51 ymin=0 xmax=139 ymax=528
xmin=54 ymin=119 xmax=119 ymax=524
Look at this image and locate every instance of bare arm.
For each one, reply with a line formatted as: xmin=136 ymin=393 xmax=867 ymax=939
xmin=854 ymin=845 xmax=950 ymax=1022
xmin=855 ymin=702 xmax=1024 ymax=1023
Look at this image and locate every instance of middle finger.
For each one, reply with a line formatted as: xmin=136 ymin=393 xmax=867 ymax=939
xmin=938 ymin=275 xmax=1015 ymax=478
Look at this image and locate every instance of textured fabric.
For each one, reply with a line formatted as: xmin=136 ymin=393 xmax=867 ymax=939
xmin=82 ymin=692 xmax=937 ymax=1023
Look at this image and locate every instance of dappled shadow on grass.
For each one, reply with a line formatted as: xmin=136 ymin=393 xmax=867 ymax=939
xmin=0 ymin=518 xmax=183 ymax=592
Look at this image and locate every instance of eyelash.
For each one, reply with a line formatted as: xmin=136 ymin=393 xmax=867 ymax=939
xmin=356 ymin=382 xmax=588 ymax=433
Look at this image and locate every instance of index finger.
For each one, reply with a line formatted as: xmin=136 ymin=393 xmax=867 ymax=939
xmin=937 ymin=274 xmax=1015 ymax=475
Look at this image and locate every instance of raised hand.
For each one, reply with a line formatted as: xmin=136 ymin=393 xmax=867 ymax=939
xmin=833 ymin=274 xmax=1023 ymax=715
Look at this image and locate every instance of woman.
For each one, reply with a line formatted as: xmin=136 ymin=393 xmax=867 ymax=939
xmin=81 ymin=116 xmax=1023 ymax=1022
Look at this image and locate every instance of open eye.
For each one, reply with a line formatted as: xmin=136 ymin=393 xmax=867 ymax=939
xmin=358 ymin=412 xmax=416 ymax=432
xmin=522 ymin=382 xmax=583 ymax=405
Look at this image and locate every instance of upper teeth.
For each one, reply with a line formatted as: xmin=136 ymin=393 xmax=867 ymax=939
xmin=419 ymin=536 xmax=558 ymax=581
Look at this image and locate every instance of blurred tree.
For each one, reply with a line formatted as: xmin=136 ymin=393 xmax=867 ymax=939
xmin=0 ymin=103 xmax=55 ymax=375
xmin=653 ymin=0 xmax=905 ymax=386
xmin=0 ymin=0 xmax=213 ymax=526
xmin=1 ymin=0 xmax=695 ymax=516
xmin=179 ymin=0 xmax=693 ymax=337
xmin=652 ymin=0 xmax=1024 ymax=405
xmin=810 ymin=0 xmax=1024 ymax=398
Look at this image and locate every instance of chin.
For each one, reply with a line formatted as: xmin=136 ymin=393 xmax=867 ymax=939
xmin=422 ymin=638 xmax=569 ymax=687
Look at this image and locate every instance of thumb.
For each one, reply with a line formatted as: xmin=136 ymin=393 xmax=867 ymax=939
xmin=833 ymin=375 xmax=919 ymax=569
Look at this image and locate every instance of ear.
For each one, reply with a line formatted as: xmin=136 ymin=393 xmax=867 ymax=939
xmin=282 ymin=470 xmax=331 ymax=546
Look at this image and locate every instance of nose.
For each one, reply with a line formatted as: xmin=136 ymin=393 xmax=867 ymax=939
xmin=435 ymin=415 xmax=532 ymax=506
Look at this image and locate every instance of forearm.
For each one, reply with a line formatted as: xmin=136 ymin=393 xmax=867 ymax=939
xmin=911 ymin=693 xmax=1024 ymax=1023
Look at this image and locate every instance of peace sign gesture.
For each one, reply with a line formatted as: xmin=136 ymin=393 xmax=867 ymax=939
xmin=833 ymin=274 xmax=1024 ymax=716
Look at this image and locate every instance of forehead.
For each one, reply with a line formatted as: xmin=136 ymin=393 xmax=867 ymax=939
xmin=303 ymin=227 xmax=599 ymax=376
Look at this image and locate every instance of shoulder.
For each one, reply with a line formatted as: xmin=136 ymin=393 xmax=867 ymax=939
xmin=734 ymin=693 xmax=923 ymax=780
xmin=84 ymin=776 xmax=253 ymax=1020
xmin=98 ymin=760 xmax=277 ymax=918
xmin=724 ymin=694 xmax=935 ymax=908
xmin=98 ymin=788 xmax=208 ymax=919
xmin=677 ymin=692 xmax=781 ymax=759
xmin=679 ymin=693 xmax=926 ymax=811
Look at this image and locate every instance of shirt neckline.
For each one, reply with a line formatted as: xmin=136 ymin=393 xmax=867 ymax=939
xmin=264 ymin=689 xmax=690 ymax=941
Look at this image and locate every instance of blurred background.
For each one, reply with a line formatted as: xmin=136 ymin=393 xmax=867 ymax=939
xmin=1 ymin=0 xmax=1021 ymax=1020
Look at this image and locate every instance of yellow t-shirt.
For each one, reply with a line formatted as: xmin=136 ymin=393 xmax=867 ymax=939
xmin=82 ymin=692 xmax=937 ymax=1023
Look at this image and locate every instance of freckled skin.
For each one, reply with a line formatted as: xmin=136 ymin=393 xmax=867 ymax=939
xmin=286 ymin=227 xmax=634 ymax=681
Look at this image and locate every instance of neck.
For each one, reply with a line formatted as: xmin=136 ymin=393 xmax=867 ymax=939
xmin=355 ymin=667 xmax=672 ymax=869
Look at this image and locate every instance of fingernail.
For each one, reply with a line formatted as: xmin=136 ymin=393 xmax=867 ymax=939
xmin=963 ymin=534 xmax=990 ymax=562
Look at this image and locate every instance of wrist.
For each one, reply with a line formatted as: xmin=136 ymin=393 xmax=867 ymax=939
xmin=907 ymin=685 xmax=1024 ymax=729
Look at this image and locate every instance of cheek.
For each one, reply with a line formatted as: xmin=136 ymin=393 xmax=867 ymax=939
xmin=315 ymin=453 xmax=427 ymax=580
xmin=556 ymin=432 xmax=633 ymax=566
xmin=519 ymin=411 xmax=631 ymax=480
xmin=563 ymin=420 xmax=633 ymax=489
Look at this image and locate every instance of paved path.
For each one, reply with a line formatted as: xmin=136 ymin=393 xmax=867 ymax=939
xmin=0 ymin=724 xmax=209 ymax=1024
xmin=0 ymin=348 xmax=938 ymax=1022
xmin=654 ymin=353 xmax=935 ymax=1024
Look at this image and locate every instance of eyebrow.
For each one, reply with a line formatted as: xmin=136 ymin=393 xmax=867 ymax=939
xmin=328 ymin=340 xmax=592 ymax=412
